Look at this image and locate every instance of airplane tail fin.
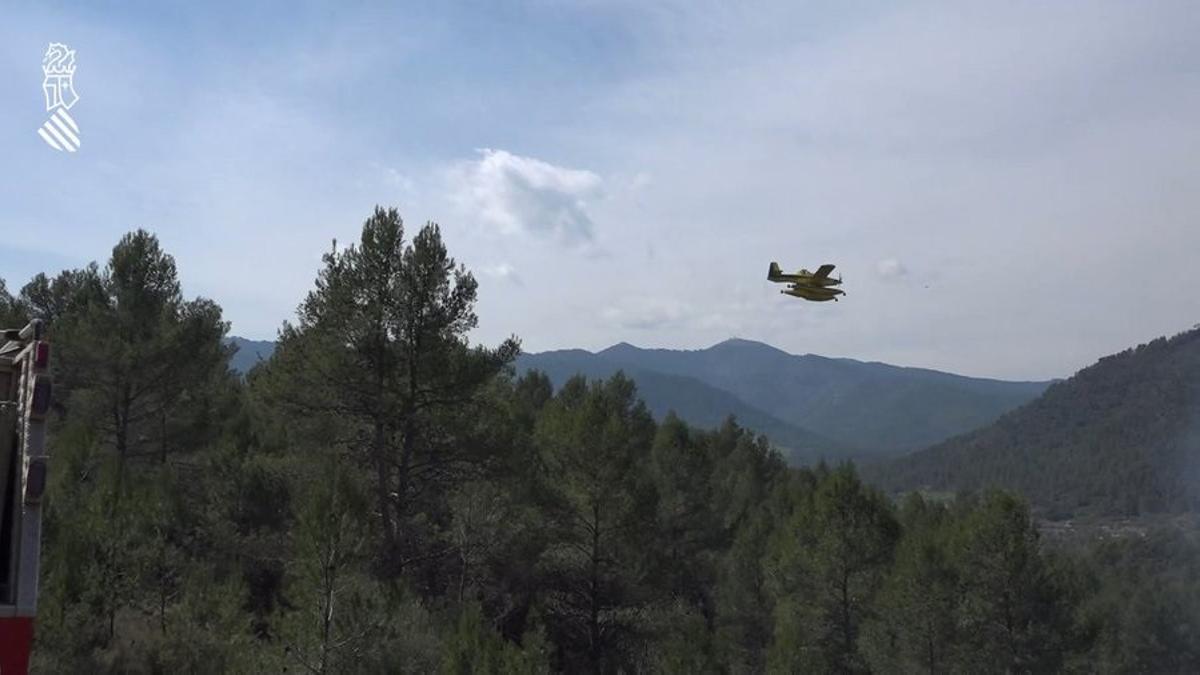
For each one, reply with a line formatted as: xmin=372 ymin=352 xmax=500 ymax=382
xmin=768 ymin=262 xmax=782 ymax=280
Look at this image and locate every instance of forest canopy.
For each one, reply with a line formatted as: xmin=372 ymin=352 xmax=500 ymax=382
xmin=0 ymin=207 xmax=1195 ymax=673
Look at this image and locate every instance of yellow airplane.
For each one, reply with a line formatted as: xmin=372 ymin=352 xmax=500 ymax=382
xmin=767 ymin=261 xmax=846 ymax=301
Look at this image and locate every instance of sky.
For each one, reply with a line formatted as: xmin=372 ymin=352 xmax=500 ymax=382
xmin=1 ymin=1 xmax=1198 ymax=381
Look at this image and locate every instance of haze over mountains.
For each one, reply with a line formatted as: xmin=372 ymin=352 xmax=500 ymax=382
xmin=868 ymin=326 xmax=1200 ymax=518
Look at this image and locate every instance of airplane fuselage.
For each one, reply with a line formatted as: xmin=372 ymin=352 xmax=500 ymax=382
xmin=773 ymin=275 xmax=840 ymax=285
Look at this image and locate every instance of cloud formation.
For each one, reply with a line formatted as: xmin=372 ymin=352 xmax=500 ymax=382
xmin=876 ymin=258 xmax=908 ymax=280
xmin=602 ymin=297 xmax=693 ymax=331
xmin=449 ymin=149 xmax=603 ymax=244
xmin=480 ymin=262 xmax=523 ymax=286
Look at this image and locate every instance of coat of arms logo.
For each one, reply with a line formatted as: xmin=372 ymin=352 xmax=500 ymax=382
xmin=38 ymin=43 xmax=81 ymax=153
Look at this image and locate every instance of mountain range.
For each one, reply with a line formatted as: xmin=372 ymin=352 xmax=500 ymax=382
xmin=230 ymin=327 xmax=1200 ymax=518
xmin=227 ymin=336 xmax=1050 ymax=464
xmin=512 ymin=346 xmax=855 ymax=463
xmin=514 ymin=339 xmax=1050 ymax=463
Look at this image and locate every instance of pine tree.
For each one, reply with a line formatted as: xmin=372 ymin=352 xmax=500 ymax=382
xmin=765 ymin=464 xmax=899 ymax=674
xmin=863 ymin=493 xmax=959 ymax=674
xmin=259 ymin=206 xmax=518 ymax=580
xmin=0 ymin=278 xmax=26 ymax=327
xmin=33 ymin=231 xmax=237 ymax=667
xmin=532 ymin=373 xmax=657 ymax=672
xmin=951 ymin=491 xmax=1070 ymax=673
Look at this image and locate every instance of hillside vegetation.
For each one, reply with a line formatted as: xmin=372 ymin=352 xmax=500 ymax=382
xmin=869 ymin=327 xmax=1200 ymax=517
xmin=515 ymin=349 xmax=856 ymax=464
xmin=519 ymin=338 xmax=1048 ymax=458
xmin=227 ymin=314 xmax=1048 ymax=465
xmin=0 ymin=207 xmax=1193 ymax=672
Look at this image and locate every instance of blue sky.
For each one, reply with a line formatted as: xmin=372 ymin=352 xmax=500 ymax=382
xmin=2 ymin=1 xmax=1199 ymax=380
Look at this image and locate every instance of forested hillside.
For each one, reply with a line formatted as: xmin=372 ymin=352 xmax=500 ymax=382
xmin=515 ymin=348 xmax=856 ymax=464
xmin=522 ymin=338 xmax=1049 ymax=456
xmin=0 ymin=207 xmax=1194 ymax=672
xmin=227 ymin=315 xmax=1049 ymax=463
xmin=869 ymin=327 xmax=1200 ymax=517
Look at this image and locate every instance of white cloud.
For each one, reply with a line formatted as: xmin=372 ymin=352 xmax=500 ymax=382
xmin=592 ymin=292 xmax=821 ymax=345
xmin=876 ymin=258 xmax=908 ymax=280
xmin=480 ymin=262 xmax=522 ymax=286
xmin=381 ymin=166 xmax=415 ymax=194
xmin=448 ymin=149 xmax=604 ymax=244
xmin=602 ymin=297 xmax=692 ymax=330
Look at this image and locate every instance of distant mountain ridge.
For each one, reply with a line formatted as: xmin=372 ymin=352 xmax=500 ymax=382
xmin=513 ymin=348 xmax=856 ymax=465
xmin=866 ymin=326 xmax=1200 ymax=517
xmin=517 ymin=338 xmax=1050 ymax=459
xmin=224 ymin=335 xmax=1050 ymax=465
xmin=226 ymin=337 xmax=276 ymax=374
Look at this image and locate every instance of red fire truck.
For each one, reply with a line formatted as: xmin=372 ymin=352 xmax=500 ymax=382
xmin=0 ymin=321 xmax=51 ymax=674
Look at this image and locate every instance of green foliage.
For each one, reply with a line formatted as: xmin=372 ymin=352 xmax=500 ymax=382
xmin=518 ymin=338 xmax=1048 ymax=457
xmin=862 ymin=494 xmax=959 ymax=674
xmin=23 ymin=211 xmax=1195 ymax=673
xmin=532 ymin=373 xmax=658 ymax=671
xmin=441 ymin=602 xmax=551 ymax=674
xmin=764 ymin=464 xmax=899 ymax=673
xmin=873 ymin=328 xmax=1200 ymax=517
xmin=640 ymin=600 xmax=720 ymax=674
xmin=274 ymin=448 xmax=383 ymax=672
xmin=31 ymin=232 xmax=248 ymax=672
xmin=1068 ymin=527 xmax=1200 ymax=673
xmin=949 ymin=492 xmax=1070 ymax=672
xmin=19 ymin=266 xmax=106 ymax=327
xmin=257 ymin=206 xmax=519 ymax=581
xmin=0 ymin=277 xmax=27 ymax=327
xmin=517 ymin=352 xmax=855 ymax=464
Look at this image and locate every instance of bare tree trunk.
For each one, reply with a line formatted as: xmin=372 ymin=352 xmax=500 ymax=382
xmin=159 ymin=528 xmax=168 ymax=636
xmin=589 ymin=501 xmax=602 ymax=673
xmin=373 ymin=420 xmax=396 ymax=554
xmin=106 ymin=387 xmax=131 ymax=644
xmin=840 ymin=567 xmax=853 ymax=672
xmin=319 ymin=514 xmax=341 ymax=674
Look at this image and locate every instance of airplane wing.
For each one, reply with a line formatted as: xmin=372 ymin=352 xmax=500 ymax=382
xmin=812 ymin=264 xmax=836 ymax=280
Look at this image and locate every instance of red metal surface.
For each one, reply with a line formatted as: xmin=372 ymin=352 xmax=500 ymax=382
xmin=0 ymin=617 xmax=33 ymax=674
